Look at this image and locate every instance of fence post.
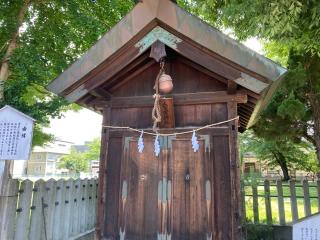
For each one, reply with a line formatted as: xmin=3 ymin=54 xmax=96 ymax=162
xmin=29 ymin=179 xmax=46 ymax=240
xmin=317 ymin=180 xmax=320 ymax=212
xmin=0 ymin=179 xmax=19 ymax=240
xmin=14 ymin=179 xmax=33 ymax=240
xmin=289 ymin=180 xmax=298 ymax=222
xmin=42 ymin=179 xmax=57 ymax=240
xmin=252 ymin=183 xmax=259 ymax=224
xmin=276 ymin=180 xmax=285 ymax=225
xmin=52 ymin=179 xmax=64 ymax=240
xmin=264 ymin=180 xmax=272 ymax=224
xmin=303 ymin=180 xmax=311 ymax=217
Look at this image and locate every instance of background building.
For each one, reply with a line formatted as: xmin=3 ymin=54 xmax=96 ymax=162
xmin=26 ymin=140 xmax=73 ymax=176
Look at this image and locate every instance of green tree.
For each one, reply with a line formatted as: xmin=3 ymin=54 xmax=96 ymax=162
xmin=0 ymin=0 xmax=133 ymax=146
xmin=178 ymin=0 xmax=320 ymax=170
xmin=58 ymin=138 xmax=101 ymax=174
xmin=84 ymin=138 xmax=101 ymax=162
xmin=241 ymin=131 xmax=317 ymax=181
xmin=58 ymin=147 xmax=88 ymax=174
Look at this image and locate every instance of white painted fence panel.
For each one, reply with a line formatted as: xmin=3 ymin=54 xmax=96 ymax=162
xmin=1 ymin=178 xmax=97 ymax=240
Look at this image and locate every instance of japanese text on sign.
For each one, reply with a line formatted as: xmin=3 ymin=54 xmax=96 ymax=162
xmin=0 ymin=106 xmax=34 ymax=160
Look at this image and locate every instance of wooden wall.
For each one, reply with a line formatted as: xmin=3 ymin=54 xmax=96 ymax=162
xmin=96 ymin=56 xmax=241 ymax=240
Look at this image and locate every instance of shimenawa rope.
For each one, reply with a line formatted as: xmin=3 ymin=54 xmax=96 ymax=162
xmin=103 ymin=116 xmax=239 ymax=137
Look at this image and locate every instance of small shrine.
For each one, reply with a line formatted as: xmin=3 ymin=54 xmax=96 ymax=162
xmin=48 ymin=0 xmax=286 ymax=239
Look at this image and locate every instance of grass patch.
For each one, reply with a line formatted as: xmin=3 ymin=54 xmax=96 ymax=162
xmin=244 ymin=182 xmax=319 ymax=224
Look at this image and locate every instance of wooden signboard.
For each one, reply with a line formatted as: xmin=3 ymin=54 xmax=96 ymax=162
xmin=293 ymin=213 xmax=320 ymax=240
xmin=0 ymin=106 xmax=34 ymax=160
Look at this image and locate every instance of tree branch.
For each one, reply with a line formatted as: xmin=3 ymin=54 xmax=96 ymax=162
xmin=0 ymin=0 xmax=31 ymax=100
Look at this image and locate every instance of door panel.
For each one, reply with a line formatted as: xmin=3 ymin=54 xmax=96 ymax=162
xmin=120 ymin=137 xmax=163 ymax=240
xmin=117 ymin=134 xmax=228 ymax=240
xmin=168 ymin=136 xmax=211 ymax=240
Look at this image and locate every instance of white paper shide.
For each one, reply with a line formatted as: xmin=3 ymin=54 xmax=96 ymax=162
xmin=0 ymin=106 xmax=35 ymax=160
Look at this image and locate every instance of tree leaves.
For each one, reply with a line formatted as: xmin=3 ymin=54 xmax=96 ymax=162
xmin=1 ymin=0 xmax=133 ymax=146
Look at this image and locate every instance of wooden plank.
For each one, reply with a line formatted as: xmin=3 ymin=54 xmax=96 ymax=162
xmin=29 ymin=179 xmax=46 ymax=240
xmin=106 ymin=56 xmax=155 ymax=93
xmin=317 ymin=180 xmax=320 ymax=212
xmin=252 ymin=184 xmax=259 ymax=224
xmin=94 ymin=91 xmax=247 ymax=109
xmin=123 ymin=137 xmax=162 ymax=239
xmin=90 ymin=88 xmax=112 ymax=100
xmin=76 ymin=179 xmax=82 ymax=236
xmin=52 ymin=179 xmax=64 ymax=240
xmin=240 ymin=180 xmax=246 ymax=224
xmin=303 ymin=180 xmax=311 ymax=217
xmin=80 ymin=179 xmax=88 ymax=233
xmin=42 ymin=179 xmax=57 ymax=240
xmin=169 ymin=138 xmax=207 ymax=239
xmin=228 ymin=101 xmax=241 ymax=239
xmin=277 ymin=180 xmax=286 ymax=225
xmin=289 ymin=180 xmax=298 ymax=222
xmin=70 ymin=179 xmax=81 ymax=237
xmin=0 ymin=161 xmax=14 ymax=239
xmin=264 ymin=180 xmax=272 ymax=225
xmin=0 ymin=179 xmax=19 ymax=240
xmin=14 ymin=180 xmax=33 ymax=240
xmin=63 ymin=179 xmax=73 ymax=238
xmin=227 ymin=80 xmax=237 ymax=94
xmin=93 ymin=179 xmax=98 ymax=228
xmin=159 ymin=98 xmax=175 ymax=128
xmin=212 ymin=135 xmax=232 ymax=239
xmin=63 ymin=38 xmax=142 ymax=101
xmin=88 ymin=179 xmax=95 ymax=229
xmin=96 ymin=107 xmax=111 ymax=238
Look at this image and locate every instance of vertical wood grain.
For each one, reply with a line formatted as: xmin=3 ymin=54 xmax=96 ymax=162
xmin=252 ymin=184 xmax=259 ymax=224
xmin=96 ymin=107 xmax=111 ymax=239
xmin=29 ymin=180 xmax=46 ymax=240
xmin=303 ymin=180 xmax=311 ymax=217
xmin=277 ymin=180 xmax=285 ymax=225
xmin=14 ymin=180 xmax=33 ymax=240
xmin=264 ymin=180 xmax=272 ymax=225
xmin=0 ymin=179 xmax=19 ymax=240
xmin=52 ymin=179 xmax=65 ymax=240
xmin=289 ymin=180 xmax=298 ymax=222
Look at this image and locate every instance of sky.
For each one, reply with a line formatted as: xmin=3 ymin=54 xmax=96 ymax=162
xmin=45 ymin=38 xmax=263 ymax=145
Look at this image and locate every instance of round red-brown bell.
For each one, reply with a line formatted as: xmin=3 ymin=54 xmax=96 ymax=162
xmin=159 ymin=73 xmax=173 ymax=93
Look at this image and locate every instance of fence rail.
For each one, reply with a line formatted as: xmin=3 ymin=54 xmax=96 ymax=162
xmin=242 ymin=179 xmax=320 ymax=226
xmin=0 ymin=178 xmax=97 ymax=240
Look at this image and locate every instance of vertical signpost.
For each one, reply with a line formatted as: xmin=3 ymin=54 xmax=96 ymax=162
xmin=0 ymin=105 xmax=34 ymax=238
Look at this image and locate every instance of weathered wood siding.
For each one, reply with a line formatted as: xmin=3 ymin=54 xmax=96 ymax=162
xmin=97 ymin=55 xmax=241 ymax=240
xmin=0 ymin=178 xmax=97 ymax=240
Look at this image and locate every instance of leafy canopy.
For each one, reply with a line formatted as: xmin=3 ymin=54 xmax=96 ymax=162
xmin=0 ymin=0 xmax=133 ymax=146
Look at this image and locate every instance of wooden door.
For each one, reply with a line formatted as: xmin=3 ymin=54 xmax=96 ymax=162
xmin=119 ymin=136 xmax=164 ymax=240
xmin=167 ymin=136 xmax=212 ymax=240
xmin=119 ymin=135 xmax=213 ymax=240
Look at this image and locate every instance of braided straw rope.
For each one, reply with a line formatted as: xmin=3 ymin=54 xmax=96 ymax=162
xmin=152 ymin=61 xmax=165 ymax=132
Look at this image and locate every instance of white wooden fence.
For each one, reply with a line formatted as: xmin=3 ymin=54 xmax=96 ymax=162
xmin=242 ymin=179 xmax=320 ymax=225
xmin=0 ymin=178 xmax=97 ymax=240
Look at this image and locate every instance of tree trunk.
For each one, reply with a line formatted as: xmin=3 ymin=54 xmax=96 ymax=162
xmin=274 ymin=152 xmax=290 ymax=181
xmin=0 ymin=0 xmax=31 ymax=101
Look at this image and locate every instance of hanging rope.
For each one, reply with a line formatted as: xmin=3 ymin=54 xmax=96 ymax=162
xmin=103 ymin=116 xmax=239 ymax=137
xmin=152 ymin=61 xmax=165 ymax=132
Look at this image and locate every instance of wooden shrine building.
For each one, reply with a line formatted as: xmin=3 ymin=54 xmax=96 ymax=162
xmin=48 ymin=0 xmax=286 ymax=239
